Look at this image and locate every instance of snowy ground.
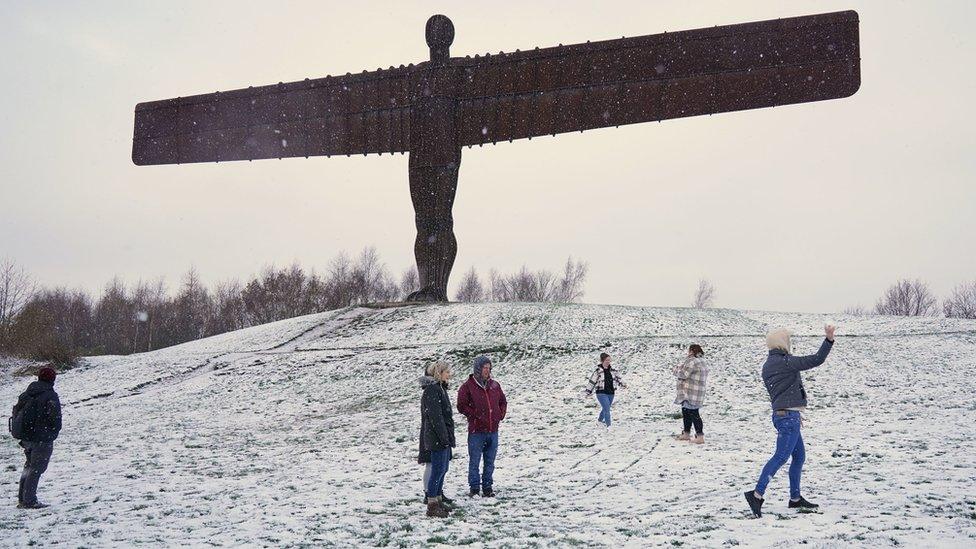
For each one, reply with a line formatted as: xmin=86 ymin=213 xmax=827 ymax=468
xmin=1 ymin=303 xmax=975 ymax=548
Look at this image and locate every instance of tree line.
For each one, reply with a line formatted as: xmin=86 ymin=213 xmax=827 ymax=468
xmin=845 ymin=278 xmax=976 ymax=318
xmin=0 ymin=254 xmax=588 ymax=364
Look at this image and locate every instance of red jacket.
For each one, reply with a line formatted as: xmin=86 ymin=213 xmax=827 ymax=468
xmin=457 ymin=375 xmax=507 ymax=433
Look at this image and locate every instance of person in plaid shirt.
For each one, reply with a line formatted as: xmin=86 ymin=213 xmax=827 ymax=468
xmin=584 ymin=353 xmax=628 ymax=428
xmin=673 ymin=344 xmax=709 ymax=444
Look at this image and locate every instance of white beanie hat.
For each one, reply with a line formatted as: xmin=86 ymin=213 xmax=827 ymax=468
xmin=766 ymin=328 xmax=792 ymax=352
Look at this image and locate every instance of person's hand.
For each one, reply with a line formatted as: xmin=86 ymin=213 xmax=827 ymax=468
xmin=825 ymin=324 xmax=836 ymax=342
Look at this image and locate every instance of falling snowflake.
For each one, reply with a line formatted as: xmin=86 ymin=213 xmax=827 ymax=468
xmin=281 ymin=139 xmax=288 ymax=148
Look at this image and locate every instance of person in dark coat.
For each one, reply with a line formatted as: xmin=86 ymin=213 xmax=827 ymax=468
xmin=13 ymin=366 xmax=62 ymax=509
xmin=745 ymin=325 xmax=835 ymax=518
xmin=419 ymin=361 xmax=456 ymax=518
xmin=456 ymin=356 xmax=507 ymax=497
xmin=418 ymin=362 xmax=455 ymax=506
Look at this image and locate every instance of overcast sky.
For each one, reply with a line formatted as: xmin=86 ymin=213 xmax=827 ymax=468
xmin=1 ymin=0 xmax=973 ymax=314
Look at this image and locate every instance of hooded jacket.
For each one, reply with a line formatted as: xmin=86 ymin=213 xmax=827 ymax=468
xmin=457 ymin=374 xmax=508 ymax=434
xmin=762 ymin=338 xmax=833 ymax=410
xmin=419 ymin=376 xmax=456 ymax=454
xmin=14 ymin=380 xmax=62 ymax=443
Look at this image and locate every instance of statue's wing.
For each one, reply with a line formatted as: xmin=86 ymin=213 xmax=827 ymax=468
xmin=456 ymin=10 xmax=859 ymax=147
xmin=132 ymin=66 xmax=413 ymax=165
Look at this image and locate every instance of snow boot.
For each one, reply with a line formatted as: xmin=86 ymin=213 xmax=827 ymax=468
xmin=744 ymin=491 xmax=764 ymax=518
xmin=692 ymin=434 xmax=705 ymax=444
xmin=17 ymin=502 xmax=49 ymax=510
xmin=440 ymin=494 xmax=456 ymax=508
xmin=675 ymin=432 xmax=691 ymax=441
xmin=426 ymin=496 xmax=449 ymax=518
xmin=482 ymin=487 xmax=495 ymax=498
xmin=468 ymin=487 xmax=480 ymax=497
xmin=789 ymin=496 xmax=820 ymax=511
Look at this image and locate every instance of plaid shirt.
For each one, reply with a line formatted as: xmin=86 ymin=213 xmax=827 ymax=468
xmin=673 ymin=357 xmax=709 ymax=407
xmin=585 ymin=366 xmax=627 ymax=395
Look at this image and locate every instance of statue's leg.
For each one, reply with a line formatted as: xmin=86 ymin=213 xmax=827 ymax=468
xmin=406 ymin=160 xmax=459 ymax=302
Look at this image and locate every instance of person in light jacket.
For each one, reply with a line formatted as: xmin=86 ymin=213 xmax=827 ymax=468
xmin=584 ymin=353 xmax=627 ymax=428
xmin=673 ymin=344 xmax=709 ymax=444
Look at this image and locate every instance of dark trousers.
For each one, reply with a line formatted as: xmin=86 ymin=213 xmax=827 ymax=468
xmin=19 ymin=440 xmax=54 ymax=506
xmin=681 ymin=407 xmax=703 ymax=435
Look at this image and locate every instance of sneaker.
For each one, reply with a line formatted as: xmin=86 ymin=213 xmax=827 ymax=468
xmin=674 ymin=432 xmax=691 ymax=441
xmin=744 ymin=491 xmax=764 ymax=518
xmin=692 ymin=434 xmax=704 ymax=444
xmin=788 ymin=496 xmax=819 ymax=510
xmin=468 ymin=488 xmax=480 ymax=497
xmin=482 ymin=487 xmax=495 ymax=498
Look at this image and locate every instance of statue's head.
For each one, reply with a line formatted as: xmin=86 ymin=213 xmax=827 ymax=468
xmin=426 ymin=14 xmax=454 ymax=63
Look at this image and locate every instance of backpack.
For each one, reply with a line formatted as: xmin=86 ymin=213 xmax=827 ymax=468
xmin=8 ymin=403 xmax=26 ymax=440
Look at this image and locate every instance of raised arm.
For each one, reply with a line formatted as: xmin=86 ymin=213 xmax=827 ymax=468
xmin=787 ymin=325 xmax=836 ymax=371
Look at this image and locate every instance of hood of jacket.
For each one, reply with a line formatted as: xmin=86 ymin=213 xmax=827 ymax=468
xmin=22 ymin=380 xmax=54 ymax=399
xmin=418 ymin=375 xmax=438 ymax=389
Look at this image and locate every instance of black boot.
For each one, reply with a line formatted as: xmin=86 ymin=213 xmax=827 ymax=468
xmin=468 ymin=488 xmax=479 ymax=497
xmin=788 ymin=496 xmax=819 ymax=510
xmin=744 ymin=491 xmax=764 ymax=518
xmin=439 ymin=493 xmax=455 ymax=508
xmin=482 ymin=487 xmax=495 ymax=498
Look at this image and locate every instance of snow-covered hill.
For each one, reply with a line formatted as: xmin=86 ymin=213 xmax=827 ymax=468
xmin=2 ymin=303 xmax=975 ymax=547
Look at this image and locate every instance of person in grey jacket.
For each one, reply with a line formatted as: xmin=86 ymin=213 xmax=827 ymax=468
xmin=13 ymin=367 xmax=62 ymax=509
xmin=745 ymin=325 xmax=835 ymax=518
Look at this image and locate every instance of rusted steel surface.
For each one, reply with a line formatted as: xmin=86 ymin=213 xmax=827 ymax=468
xmin=456 ymin=11 xmax=860 ymax=145
xmin=132 ymin=11 xmax=859 ymax=166
xmin=132 ymin=11 xmax=860 ymax=301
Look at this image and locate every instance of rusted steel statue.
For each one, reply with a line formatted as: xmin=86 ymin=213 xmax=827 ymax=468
xmin=132 ymin=11 xmax=860 ymax=302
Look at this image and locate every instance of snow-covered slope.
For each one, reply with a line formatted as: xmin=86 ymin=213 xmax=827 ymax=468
xmin=2 ymin=303 xmax=975 ymax=547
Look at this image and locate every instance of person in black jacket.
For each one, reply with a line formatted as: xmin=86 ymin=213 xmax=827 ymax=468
xmin=420 ymin=361 xmax=456 ymax=518
xmin=13 ymin=367 xmax=62 ymax=509
xmin=418 ymin=362 xmax=456 ymax=506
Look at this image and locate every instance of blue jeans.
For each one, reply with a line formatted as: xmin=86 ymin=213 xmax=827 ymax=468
xmin=755 ymin=411 xmax=805 ymax=499
xmin=467 ymin=432 xmax=499 ymax=490
xmin=596 ymin=393 xmax=614 ymax=426
xmin=426 ymin=448 xmax=450 ymax=498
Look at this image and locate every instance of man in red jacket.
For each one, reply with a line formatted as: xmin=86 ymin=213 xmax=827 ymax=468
xmin=457 ymin=355 xmax=507 ymax=497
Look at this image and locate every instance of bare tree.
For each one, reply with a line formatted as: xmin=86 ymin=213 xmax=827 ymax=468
xmin=454 ymin=267 xmax=485 ymax=302
xmin=0 ymin=258 xmax=36 ymax=349
xmin=485 ymin=258 xmax=587 ymax=303
xmin=843 ymin=305 xmax=869 ymax=316
xmin=399 ymin=267 xmax=419 ymax=301
xmin=692 ymin=279 xmax=716 ymax=309
xmin=874 ymin=278 xmax=938 ymax=316
xmin=943 ymin=280 xmax=976 ymax=319
xmin=211 ymin=279 xmax=246 ymax=335
xmin=553 ymin=257 xmax=589 ymax=303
